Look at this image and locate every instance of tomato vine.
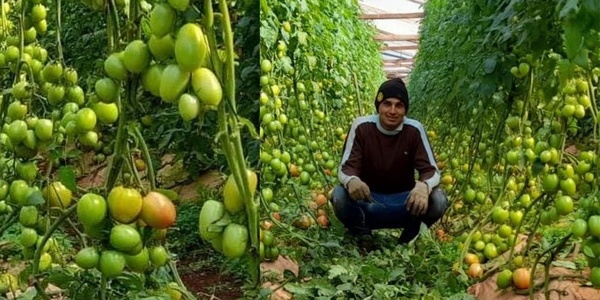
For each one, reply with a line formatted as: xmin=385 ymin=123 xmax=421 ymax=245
xmin=410 ymin=0 xmax=600 ymax=293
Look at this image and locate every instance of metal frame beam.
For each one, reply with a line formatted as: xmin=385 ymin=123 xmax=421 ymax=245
xmin=381 ymin=45 xmax=419 ymax=51
xmin=360 ymin=12 xmax=424 ymax=20
xmin=374 ymin=34 xmax=420 ymax=41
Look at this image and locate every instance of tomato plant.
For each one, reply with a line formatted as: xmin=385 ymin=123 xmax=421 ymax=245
xmin=406 ymin=0 xmax=600 ymax=297
xmin=0 ymin=0 xmax=258 ymax=298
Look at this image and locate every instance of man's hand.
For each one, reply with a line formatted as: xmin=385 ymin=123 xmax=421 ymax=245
xmin=407 ymin=181 xmax=429 ymax=216
xmin=347 ymin=178 xmax=371 ymax=202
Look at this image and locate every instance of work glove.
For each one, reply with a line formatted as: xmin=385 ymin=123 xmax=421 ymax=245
xmin=406 ymin=181 xmax=429 ymax=216
xmin=346 ymin=178 xmax=371 ymax=202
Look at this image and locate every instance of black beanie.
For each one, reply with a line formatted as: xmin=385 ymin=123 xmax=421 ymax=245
xmin=374 ymin=78 xmax=409 ymax=113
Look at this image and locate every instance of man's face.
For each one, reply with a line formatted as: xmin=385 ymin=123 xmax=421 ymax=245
xmin=378 ymin=97 xmax=406 ymax=131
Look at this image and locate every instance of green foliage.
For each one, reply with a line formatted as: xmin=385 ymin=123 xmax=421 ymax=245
xmin=409 ymin=0 xmax=599 ymax=125
xmin=261 ymin=0 xmax=385 ymax=115
xmin=41 ymin=1 xmax=107 ymax=87
xmin=263 ymin=224 xmax=471 ymax=300
xmin=41 ymin=262 xmax=176 ymax=299
xmin=235 ymin=0 xmax=261 ymax=169
xmin=168 ymin=201 xmax=204 ymax=252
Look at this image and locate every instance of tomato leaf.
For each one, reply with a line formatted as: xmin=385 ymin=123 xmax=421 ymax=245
xmin=238 ymin=117 xmax=259 ymax=138
xmin=563 ymin=20 xmax=589 ymax=68
xmin=298 ymin=0 xmax=309 ymax=13
xmin=284 ymin=283 xmax=312 ymax=296
xmin=583 ymin=245 xmax=595 ymax=258
xmin=559 ymin=0 xmax=580 ymax=19
xmin=336 ymin=283 xmax=353 ymax=291
xmin=154 ymin=188 xmax=179 ymax=201
xmin=552 ymin=260 xmax=577 ymax=269
xmin=280 ymin=56 xmax=293 ymax=73
xmin=319 ymin=241 xmax=342 ymax=249
xmin=582 ymin=0 xmax=600 ymax=18
xmin=26 ymin=189 xmax=44 ymax=206
xmin=58 ymin=166 xmax=77 ymax=193
xmin=280 ymin=29 xmax=290 ymax=42
xmin=14 ymin=288 xmax=36 ymax=300
xmin=206 ymin=222 xmax=225 ymax=233
xmin=258 ymin=288 xmax=273 ymax=297
xmin=44 ymin=272 xmax=77 ymax=289
xmin=483 ymin=57 xmax=497 ymax=74
xmin=327 ymin=265 xmax=348 ymax=279
xmin=260 ymin=20 xmax=278 ymax=47
xmin=557 ymin=59 xmax=576 ymax=87
xmin=531 ymin=158 xmax=546 ymax=176
xmin=207 ymin=213 xmax=231 ymax=233
xmin=297 ymin=31 xmax=307 ymax=45
xmin=388 ymin=268 xmax=405 ymax=281
xmin=307 ymin=56 xmax=317 ymax=70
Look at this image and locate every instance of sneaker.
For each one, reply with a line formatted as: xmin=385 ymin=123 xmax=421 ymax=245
xmin=356 ymin=234 xmax=379 ymax=253
xmin=398 ymin=228 xmax=419 ymax=245
xmin=343 ymin=227 xmax=378 ymax=253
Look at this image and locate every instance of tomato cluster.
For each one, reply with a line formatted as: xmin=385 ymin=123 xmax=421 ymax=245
xmin=1 ymin=10 xmax=101 ymax=159
xmin=198 ymin=169 xmax=257 ymax=259
xmin=73 ymin=187 xmax=176 ymax=278
xmin=91 ymin=2 xmax=222 ymax=125
xmin=259 ymin=226 xmax=279 ymax=262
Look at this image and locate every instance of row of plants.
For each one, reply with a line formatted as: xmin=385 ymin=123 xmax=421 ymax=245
xmin=409 ymin=0 xmax=600 ymax=295
xmin=256 ymin=0 xmax=463 ymax=298
xmin=0 ymin=0 xmax=259 ymax=298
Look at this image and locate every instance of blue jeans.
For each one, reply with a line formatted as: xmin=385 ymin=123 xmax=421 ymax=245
xmin=330 ymin=184 xmax=448 ymax=243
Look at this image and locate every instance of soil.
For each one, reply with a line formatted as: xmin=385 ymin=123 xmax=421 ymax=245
xmin=177 ymin=251 xmax=245 ymax=300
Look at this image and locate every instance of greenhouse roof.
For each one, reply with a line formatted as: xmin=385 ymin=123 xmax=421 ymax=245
xmin=358 ymin=0 xmax=425 ymax=80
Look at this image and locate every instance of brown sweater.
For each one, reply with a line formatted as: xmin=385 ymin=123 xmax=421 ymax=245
xmin=338 ymin=114 xmax=440 ymax=194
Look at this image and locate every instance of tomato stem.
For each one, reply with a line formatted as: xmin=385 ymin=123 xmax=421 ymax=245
xmin=204 ymin=0 xmax=214 ymax=28
xmin=287 ymin=54 xmax=332 ymax=189
xmin=17 ymin=0 xmax=24 ymax=69
xmin=0 ymin=0 xmax=6 ymax=30
xmin=523 ymin=196 xmax=547 ymax=255
xmin=133 ymin=126 xmax=156 ymax=191
xmin=126 ymin=142 xmax=145 ymax=193
xmin=107 ymin=0 xmax=121 ymax=50
xmin=0 ymin=0 xmax=26 ymax=125
xmin=100 ymin=275 xmax=107 ymax=300
xmin=506 ymin=192 xmax=543 ymax=263
xmin=587 ymin=74 xmax=598 ymax=120
xmin=56 ymin=0 xmax=64 ymax=64
xmin=167 ymin=260 xmax=194 ymax=298
xmin=260 ymin=0 xmax=270 ymax=15
xmin=127 ymin=0 xmax=139 ymax=41
xmin=352 ymin=72 xmax=363 ymax=116
xmin=65 ymin=217 xmax=88 ymax=248
xmin=0 ymin=208 xmax=18 ymax=237
xmin=217 ymin=0 xmax=260 ymax=286
xmin=31 ymin=204 xmax=77 ymax=300
xmin=204 ymin=7 xmax=222 ymax=80
xmin=528 ymin=233 xmax=571 ymax=300
xmin=105 ymin=93 xmax=125 ymax=191
xmin=587 ymin=75 xmax=600 ymax=182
